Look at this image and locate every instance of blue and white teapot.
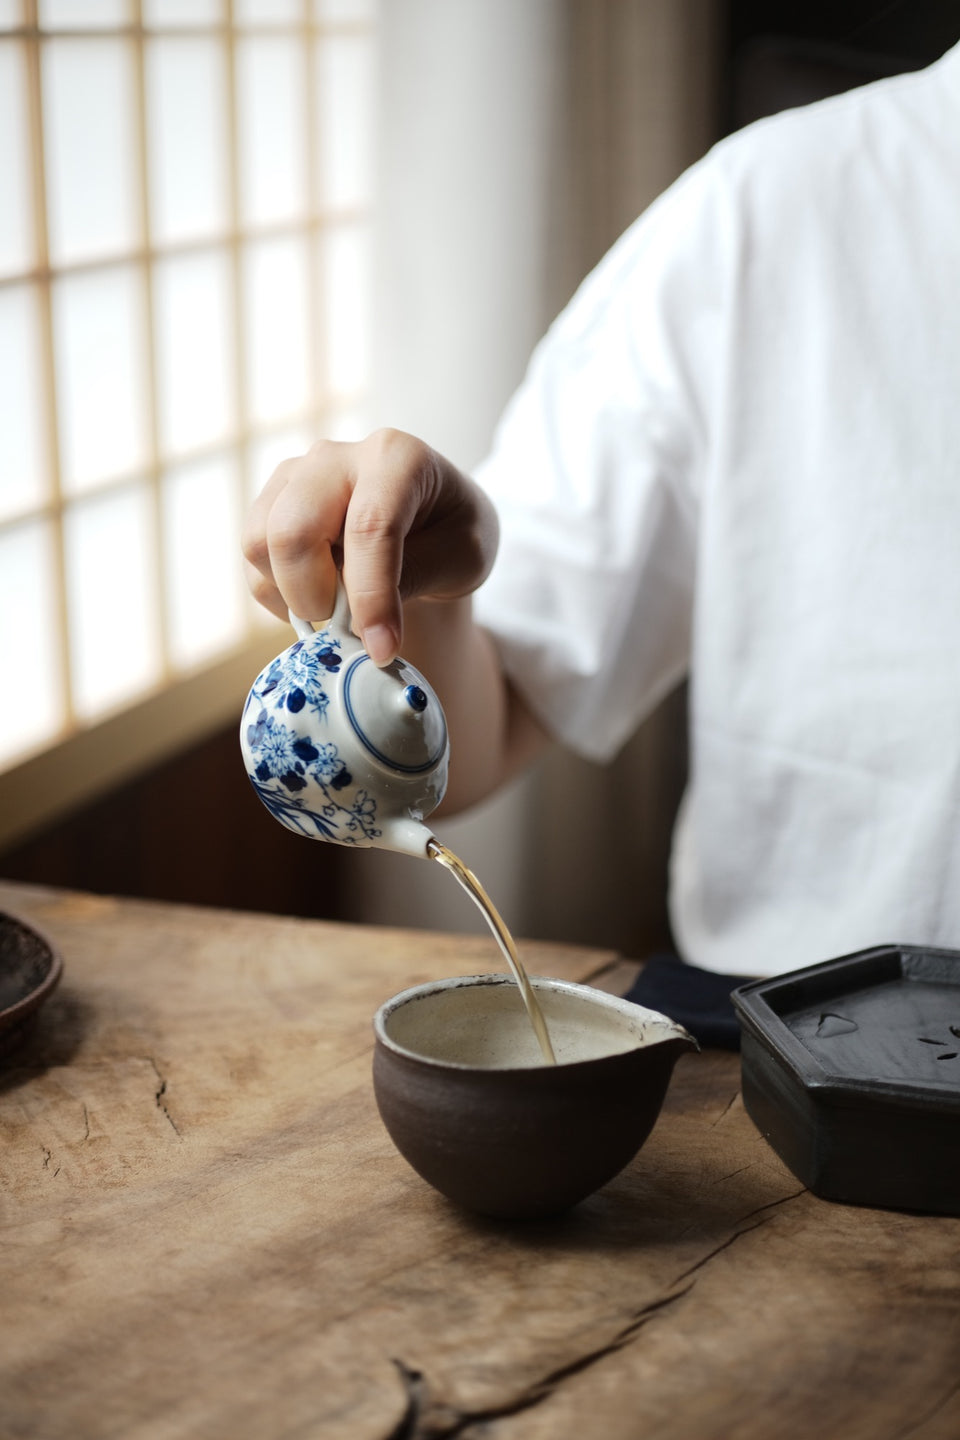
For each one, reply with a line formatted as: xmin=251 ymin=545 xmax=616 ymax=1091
xmin=240 ymin=586 xmax=449 ymax=857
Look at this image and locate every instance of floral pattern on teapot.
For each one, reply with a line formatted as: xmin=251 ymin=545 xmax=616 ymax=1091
xmin=242 ymin=627 xmax=382 ymax=846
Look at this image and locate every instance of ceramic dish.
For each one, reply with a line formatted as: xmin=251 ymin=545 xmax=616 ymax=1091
xmin=733 ymin=944 xmax=960 ymax=1214
xmin=373 ymin=974 xmax=696 ymax=1219
xmin=0 ymin=910 xmax=63 ymax=1061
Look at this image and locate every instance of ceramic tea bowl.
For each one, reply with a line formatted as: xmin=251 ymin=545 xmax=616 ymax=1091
xmin=373 ymin=974 xmax=696 ymax=1219
xmin=0 ymin=910 xmax=63 ymax=1062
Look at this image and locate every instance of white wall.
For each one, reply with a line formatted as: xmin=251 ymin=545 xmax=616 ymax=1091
xmin=344 ymin=0 xmax=567 ymax=936
xmin=347 ymin=0 xmax=720 ymax=945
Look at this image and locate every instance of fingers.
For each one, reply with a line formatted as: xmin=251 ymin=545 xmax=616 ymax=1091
xmin=244 ymin=430 xmax=437 ymax=661
xmin=243 ymin=556 xmax=287 ymax=622
xmin=242 ymin=442 xmax=350 ymax=624
xmin=340 ymin=432 xmax=436 ymax=662
xmin=241 ymin=462 xmax=296 ymax=619
xmin=265 ymin=460 xmax=350 ymax=622
xmin=242 ymin=429 xmax=497 ymax=666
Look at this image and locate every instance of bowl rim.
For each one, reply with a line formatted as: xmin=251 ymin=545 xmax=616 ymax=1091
xmin=372 ymin=972 xmax=692 ymax=1071
xmin=0 ymin=909 xmax=64 ymax=1031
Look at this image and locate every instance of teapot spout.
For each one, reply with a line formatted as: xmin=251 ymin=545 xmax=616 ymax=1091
xmin=379 ymin=815 xmax=437 ymax=859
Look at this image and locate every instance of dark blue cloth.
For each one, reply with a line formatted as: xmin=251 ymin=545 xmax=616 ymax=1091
xmin=622 ymin=954 xmax=753 ymax=1050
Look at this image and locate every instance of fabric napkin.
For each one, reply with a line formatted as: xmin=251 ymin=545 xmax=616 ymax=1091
xmin=622 ymin=954 xmax=755 ymax=1050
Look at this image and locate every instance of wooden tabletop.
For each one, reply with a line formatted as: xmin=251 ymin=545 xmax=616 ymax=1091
xmin=2 ymin=879 xmax=959 ymax=1440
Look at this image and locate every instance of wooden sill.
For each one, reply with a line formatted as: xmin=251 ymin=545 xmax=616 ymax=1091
xmin=0 ymin=627 xmax=285 ymax=853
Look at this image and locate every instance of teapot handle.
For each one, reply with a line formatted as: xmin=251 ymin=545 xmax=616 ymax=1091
xmin=288 ymin=578 xmax=356 ymax=643
xmin=288 ymin=611 xmax=315 ymax=641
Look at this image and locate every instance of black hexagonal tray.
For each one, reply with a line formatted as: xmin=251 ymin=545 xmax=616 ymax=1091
xmin=732 ymin=945 xmax=960 ymax=1214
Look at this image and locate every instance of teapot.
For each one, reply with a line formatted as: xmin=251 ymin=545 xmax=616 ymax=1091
xmin=240 ymin=587 xmax=449 ymax=857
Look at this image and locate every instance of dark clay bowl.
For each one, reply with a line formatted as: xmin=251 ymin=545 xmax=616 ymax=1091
xmin=373 ymin=974 xmax=696 ymax=1219
xmin=0 ymin=910 xmax=63 ymax=1061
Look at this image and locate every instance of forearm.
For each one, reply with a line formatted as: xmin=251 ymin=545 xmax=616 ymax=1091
xmin=401 ymin=595 xmax=549 ymax=815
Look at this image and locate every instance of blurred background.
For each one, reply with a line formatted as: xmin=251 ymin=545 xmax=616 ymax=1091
xmin=2 ymin=0 xmax=957 ymax=959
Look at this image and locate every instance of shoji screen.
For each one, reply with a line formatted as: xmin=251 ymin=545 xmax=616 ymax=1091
xmin=0 ymin=0 xmax=376 ymax=775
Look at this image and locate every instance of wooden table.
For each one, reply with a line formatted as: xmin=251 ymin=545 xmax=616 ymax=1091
xmin=2 ymin=880 xmax=959 ymax=1440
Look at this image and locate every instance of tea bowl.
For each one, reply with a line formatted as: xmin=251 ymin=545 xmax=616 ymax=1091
xmin=1 ymin=910 xmax=63 ymax=1062
xmin=372 ymin=974 xmax=696 ymax=1219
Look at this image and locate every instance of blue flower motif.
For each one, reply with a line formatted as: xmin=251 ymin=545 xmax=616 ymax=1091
xmin=310 ymin=741 xmax=352 ymax=790
xmin=247 ymin=709 xmax=311 ymax=792
xmin=253 ymin=635 xmax=343 ymax=721
xmin=310 ymin=626 xmax=343 ymax=665
xmin=352 ymin=791 xmax=377 ymax=822
xmin=288 ymin=638 xmax=342 ymax=682
xmin=256 ymin=656 xmax=288 ymax=701
xmin=244 ymin=632 xmax=383 ymax=847
xmin=245 ymin=773 xmax=379 ymax=845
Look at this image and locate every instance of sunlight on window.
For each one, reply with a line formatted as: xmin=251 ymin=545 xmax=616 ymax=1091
xmin=146 ymin=37 xmax=229 ymax=246
xmin=236 ymin=35 xmax=308 ymax=227
xmin=244 ymin=235 xmax=312 ymax=425
xmin=0 ymin=521 xmax=63 ymax=759
xmin=43 ymin=38 xmax=141 ymax=265
xmin=64 ymin=483 xmax=162 ymax=719
xmin=316 ymin=32 xmax=375 ymax=209
xmin=154 ymin=250 xmax=235 ymax=455
xmin=322 ymin=222 xmax=371 ymax=397
xmin=0 ymin=286 xmax=49 ymax=522
xmin=0 ymin=42 xmax=33 ymax=277
xmin=315 ymin=0 xmax=376 ymax=21
xmin=39 ymin=0 xmax=131 ymax=27
xmin=236 ymin=0 xmax=302 ymax=22
xmin=53 ymin=265 xmax=151 ymax=493
xmin=0 ymin=3 xmax=378 ymax=773
xmin=163 ymin=453 xmax=246 ymax=669
xmin=143 ymin=0 xmax=223 ymax=27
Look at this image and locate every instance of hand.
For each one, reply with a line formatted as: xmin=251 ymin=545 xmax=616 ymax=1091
xmin=242 ymin=429 xmax=499 ymax=666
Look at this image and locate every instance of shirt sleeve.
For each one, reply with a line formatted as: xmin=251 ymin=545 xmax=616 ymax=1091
xmin=472 ymin=153 xmax=729 ymax=763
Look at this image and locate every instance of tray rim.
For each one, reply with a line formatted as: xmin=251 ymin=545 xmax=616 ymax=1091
xmin=732 ymin=943 xmax=960 ymax=1108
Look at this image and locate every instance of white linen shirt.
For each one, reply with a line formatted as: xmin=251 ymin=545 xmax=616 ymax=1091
xmin=473 ymin=43 xmax=960 ymax=976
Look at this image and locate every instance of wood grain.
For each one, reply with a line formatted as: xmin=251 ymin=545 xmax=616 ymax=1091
xmin=1 ymin=881 xmax=958 ymax=1440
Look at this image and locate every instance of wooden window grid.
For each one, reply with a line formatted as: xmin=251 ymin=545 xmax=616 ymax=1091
xmin=0 ymin=0 xmax=376 ymax=843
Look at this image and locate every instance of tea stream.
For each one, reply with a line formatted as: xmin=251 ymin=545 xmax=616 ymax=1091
xmin=427 ymin=839 xmax=557 ymax=1065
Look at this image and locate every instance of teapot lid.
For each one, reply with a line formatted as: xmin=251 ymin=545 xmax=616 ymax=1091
xmin=343 ymin=655 xmax=448 ymax=773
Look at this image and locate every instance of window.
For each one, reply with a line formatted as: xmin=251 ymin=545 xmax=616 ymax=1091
xmin=0 ymin=0 xmax=377 ymax=844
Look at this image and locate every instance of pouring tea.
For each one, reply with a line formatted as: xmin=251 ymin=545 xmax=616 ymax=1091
xmin=239 ymin=586 xmax=556 ymax=1062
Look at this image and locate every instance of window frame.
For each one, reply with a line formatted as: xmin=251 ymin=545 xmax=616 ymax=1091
xmin=0 ymin=0 xmax=376 ymax=850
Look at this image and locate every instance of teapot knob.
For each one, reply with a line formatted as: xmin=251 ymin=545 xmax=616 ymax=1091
xmin=403 ymin=684 xmax=428 ymax=714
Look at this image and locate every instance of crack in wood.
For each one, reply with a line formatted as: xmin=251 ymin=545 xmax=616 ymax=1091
xmin=734 ymin=1185 xmax=808 ymax=1228
xmin=145 ymin=1057 xmax=183 ymax=1139
xmin=385 ymin=1284 xmax=695 ymax=1439
xmin=714 ymin=1163 xmax=752 ymax=1185
xmin=671 ymin=1215 xmax=771 ymax=1285
xmin=382 ymin=1187 xmax=811 ymax=1438
xmin=670 ymin=1185 xmax=807 ymax=1287
xmin=710 ymin=1091 xmax=740 ymax=1128
xmin=385 ymin=1191 xmax=810 ymax=1439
